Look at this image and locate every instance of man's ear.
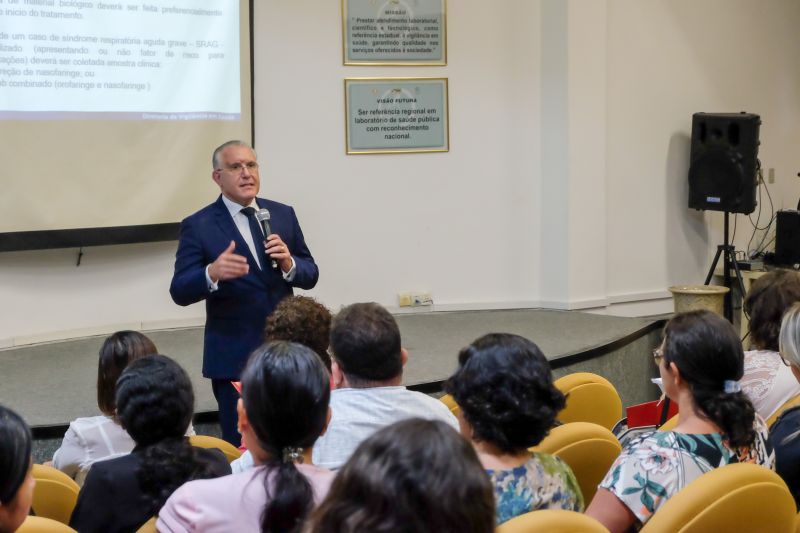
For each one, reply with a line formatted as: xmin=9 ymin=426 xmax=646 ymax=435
xmin=400 ymin=347 xmax=408 ymax=367
xmin=212 ymin=170 xmax=222 ymax=187
xmin=331 ymin=360 xmax=345 ymax=389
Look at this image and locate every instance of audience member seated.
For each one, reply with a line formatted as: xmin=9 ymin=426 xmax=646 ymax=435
xmin=265 ymin=295 xmax=332 ymax=372
xmin=311 ymin=302 xmax=458 ymax=470
xmin=585 ymin=310 xmax=775 ymax=532
xmin=739 ymin=269 xmax=800 ymax=420
xmin=770 ymin=302 xmax=800 ymax=508
xmin=444 ymin=333 xmax=583 ymax=525
xmin=69 ymin=355 xmax=230 ymax=533
xmin=158 ymin=341 xmax=334 ymax=532
xmin=0 ymin=405 xmax=35 ymax=533
xmin=230 ymin=295 xmax=333 ymax=473
xmin=309 ymin=418 xmax=495 ymax=533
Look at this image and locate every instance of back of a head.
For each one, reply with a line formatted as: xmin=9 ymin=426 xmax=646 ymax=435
xmin=97 ymin=330 xmax=157 ymax=416
xmin=330 ymin=302 xmax=402 ymax=384
xmin=0 ymin=404 xmax=32 ymax=529
xmin=115 ymin=354 xmax=193 ymax=447
xmin=241 ymin=341 xmax=331 ymax=532
xmin=779 ymin=302 xmax=800 ymax=368
xmin=265 ymin=296 xmax=332 ymax=370
xmin=745 ymin=269 xmax=800 ymax=351
xmin=663 ymin=310 xmax=756 ymax=448
xmin=444 ymin=333 xmax=565 ymax=452
xmin=310 ymin=418 xmax=495 ymax=533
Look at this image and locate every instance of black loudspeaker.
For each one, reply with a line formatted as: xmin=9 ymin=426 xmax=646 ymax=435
xmin=775 ymin=210 xmax=800 ymax=266
xmin=688 ymin=112 xmax=760 ymax=214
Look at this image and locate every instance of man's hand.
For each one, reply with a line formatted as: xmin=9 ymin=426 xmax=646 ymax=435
xmin=208 ymin=241 xmax=249 ymax=282
xmin=265 ymin=234 xmax=293 ymax=273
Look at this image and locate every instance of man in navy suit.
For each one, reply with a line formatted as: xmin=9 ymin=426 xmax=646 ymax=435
xmin=169 ymin=140 xmax=318 ymax=444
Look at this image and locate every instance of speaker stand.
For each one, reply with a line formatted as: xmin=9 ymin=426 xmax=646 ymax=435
xmin=703 ymin=211 xmax=746 ymax=323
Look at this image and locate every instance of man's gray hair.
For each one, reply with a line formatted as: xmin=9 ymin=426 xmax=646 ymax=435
xmin=212 ymin=140 xmax=256 ymax=169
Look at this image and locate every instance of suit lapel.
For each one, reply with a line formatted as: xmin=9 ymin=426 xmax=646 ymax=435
xmin=212 ymin=196 xmax=269 ymax=290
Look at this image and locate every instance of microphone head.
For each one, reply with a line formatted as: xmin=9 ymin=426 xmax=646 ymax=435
xmin=255 ymin=209 xmax=271 ymax=222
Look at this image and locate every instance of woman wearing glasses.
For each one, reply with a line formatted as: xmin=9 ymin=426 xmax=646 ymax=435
xmin=585 ymin=310 xmax=774 ymax=532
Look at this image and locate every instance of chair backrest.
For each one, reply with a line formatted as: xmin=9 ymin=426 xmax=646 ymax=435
xmin=497 ymin=509 xmax=610 ymax=533
xmin=32 ymin=464 xmax=79 ymax=490
xmin=189 ymin=434 xmax=242 ymax=462
xmin=30 ymin=478 xmax=80 ymax=525
xmin=438 ymin=393 xmax=461 ymax=417
xmin=16 ymin=516 xmax=78 ymax=533
xmin=767 ymin=394 xmax=800 ymax=429
xmin=640 ymin=463 xmax=796 ymax=533
xmin=554 ymin=372 xmax=623 ymax=430
xmin=531 ymin=422 xmax=621 ymax=503
xmin=135 ymin=516 xmax=158 ymax=533
xmin=658 ymin=414 xmax=679 ymax=431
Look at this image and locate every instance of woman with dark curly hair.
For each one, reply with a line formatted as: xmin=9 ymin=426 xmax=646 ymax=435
xmin=739 ymin=269 xmax=800 ymax=420
xmin=0 ymin=405 xmax=35 ymax=533
xmin=51 ymin=331 xmax=178 ymax=486
xmin=70 ymin=355 xmax=230 ymax=533
xmin=444 ymin=333 xmax=582 ymax=525
xmin=159 ymin=341 xmax=334 ymax=532
xmin=586 ymin=310 xmax=774 ymax=532
xmin=309 ymin=418 xmax=495 ymax=533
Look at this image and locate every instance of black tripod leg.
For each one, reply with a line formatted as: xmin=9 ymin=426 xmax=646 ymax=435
xmin=705 ymin=245 xmax=724 ymax=285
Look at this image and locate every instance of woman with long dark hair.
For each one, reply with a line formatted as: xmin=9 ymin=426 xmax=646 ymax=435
xmin=69 ymin=355 xmax=230 ymax=533
xmin=309 ymin=418 xmax=495 ymax=533
xmin=158 ymin=341 xmax=334 ymax=533
xmin=51 ymin=331 xmax=173 ymax=485
xmin=0 ymin=405 xmax=35 ymax=533
xmin=586 ymin=310 xmax=774 ymax=532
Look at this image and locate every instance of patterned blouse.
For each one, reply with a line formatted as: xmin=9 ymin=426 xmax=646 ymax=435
xmin=488 ymin=452 xmax=584 ymax=525
xmin=599 ymin=420 xmax=774 ymax=526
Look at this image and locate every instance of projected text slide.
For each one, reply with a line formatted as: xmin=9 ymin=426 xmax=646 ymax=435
xmin=0 ymin=0 xmax=240 ymax=119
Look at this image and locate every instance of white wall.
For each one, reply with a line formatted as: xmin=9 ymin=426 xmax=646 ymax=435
xmin=1 ymin=0 xmax=799 ymax=345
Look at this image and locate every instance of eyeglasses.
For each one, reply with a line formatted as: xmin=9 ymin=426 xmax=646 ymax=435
xmin=217 ymin=161 xmax=259 ymax=173
xmin=653 ymin=347 xmax=664 ymax=366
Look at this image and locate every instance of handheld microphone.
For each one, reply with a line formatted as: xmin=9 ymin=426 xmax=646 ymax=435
xmin=255 ymin=208 xmax=279 ymax=270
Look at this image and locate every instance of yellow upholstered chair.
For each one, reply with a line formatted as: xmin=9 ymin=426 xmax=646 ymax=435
xmin=16 ymin=516 xmax=78 ymax=533
xmin=135 ymin=517 xmax=157 ymax=533
xmin=640 ymin=463 xmax=795 ymax=533
xmin=767 ymin=394 xmax=800 ymax=429
xmin=30 ymin=478 xmax=80 ymax=525
xmin=31 ymin=464 xmax=78 ymax=487
xmin=658 ymin=414 xmax=679 ymax=431
xmin=554 ymin=373 xmax=623 ymax=431
xmin=497 ymin=509 xmax=609 ymax=533
xmin=531 ymin=422 xmax=621 ymax=503
xmin=189 ymin=434 xmax=242 ymax=462
xmin=438 ymin=393 xmax=461 ymax=417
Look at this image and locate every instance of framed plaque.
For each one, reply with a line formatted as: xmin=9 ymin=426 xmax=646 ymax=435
xmin=342 ymin=0 xmax=447 ymax=66
xmin=344 ymin=77 xmax=449 ymax=154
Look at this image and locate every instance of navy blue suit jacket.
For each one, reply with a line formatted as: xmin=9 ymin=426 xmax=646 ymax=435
xmin=169 ymin=196 xmax=318 ymax=379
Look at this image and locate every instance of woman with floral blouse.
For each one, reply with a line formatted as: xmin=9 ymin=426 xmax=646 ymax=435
xmin=586 ymin=310 xmax=774 ymax=532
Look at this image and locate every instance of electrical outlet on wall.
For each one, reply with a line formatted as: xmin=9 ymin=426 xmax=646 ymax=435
xmin=398 ymin=291 xmax=433 ymax=307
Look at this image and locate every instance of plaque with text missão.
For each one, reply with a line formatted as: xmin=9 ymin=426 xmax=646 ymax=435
xmin=345 ymin=77 xmax=449 ymax=154
xmin=342 ymin=0 xmax=446 ymax=65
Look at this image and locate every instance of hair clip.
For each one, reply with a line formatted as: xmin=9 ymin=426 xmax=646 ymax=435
xmin=282 ymin=446 xmax=304 ymax=464
xmin=723 ymin=380 xmax=742 ymax=393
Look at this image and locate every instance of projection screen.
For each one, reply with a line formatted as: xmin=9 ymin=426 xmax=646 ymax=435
xmin=0 ymin=0 xmax=253 ymax=250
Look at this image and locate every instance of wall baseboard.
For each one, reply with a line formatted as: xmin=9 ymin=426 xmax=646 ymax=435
xmin=1 ymin=290 xmax=674 ymax=349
